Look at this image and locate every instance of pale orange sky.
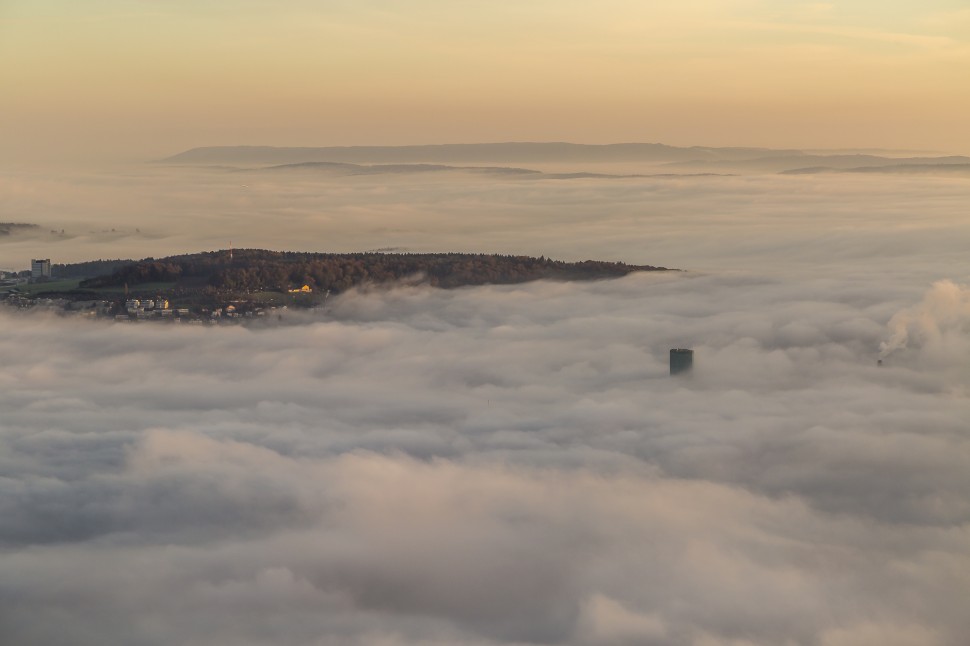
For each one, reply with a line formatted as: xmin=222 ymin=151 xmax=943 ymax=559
xmin=2 ymin=1 xmax=969 ymax=162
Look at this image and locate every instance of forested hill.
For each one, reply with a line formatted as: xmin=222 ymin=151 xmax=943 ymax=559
xmin=78 ymin=250 xmax=670 ymax=293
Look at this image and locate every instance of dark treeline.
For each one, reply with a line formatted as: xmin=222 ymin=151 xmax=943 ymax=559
xmin=54 ymin=259 xmax=136 ymax=279
xmin=77 ymin=250 xmax=669 ymax=293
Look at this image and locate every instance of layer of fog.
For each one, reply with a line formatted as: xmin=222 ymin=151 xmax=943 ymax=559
xmin=2 ymin=165 xmax=969 ymax=285
xmin=2 ymin=165 xmax=970 ymax=645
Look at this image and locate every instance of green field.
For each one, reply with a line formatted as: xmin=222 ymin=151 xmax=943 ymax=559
xmin=2 ymin=278 xmax=310 ymax=312
xmin=90 ymin=282 xmax=178 ymax=295
xmin=1 ymin=279 xmax=181 ymax=298
xmin=9 ymin=279 xmax=82 ymax=295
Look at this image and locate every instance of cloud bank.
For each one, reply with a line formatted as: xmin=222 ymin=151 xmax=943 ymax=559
xmin=2 ymin=264 xmax=969 ymax=644
xmin=880 ymin=279 xmax=970 ymax=362
xmin=2 ymin=165 xmax=970 ymax=282
xmin=3 ymin=164 xmax=970 ymax=644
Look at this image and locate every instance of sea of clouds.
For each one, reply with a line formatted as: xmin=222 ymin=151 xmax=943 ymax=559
xmin=1 ymin=165 xmax=969 ymax=645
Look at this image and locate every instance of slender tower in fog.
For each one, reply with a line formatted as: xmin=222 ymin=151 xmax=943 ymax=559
xmin=670 ymin=348 xmax=693 ymax=376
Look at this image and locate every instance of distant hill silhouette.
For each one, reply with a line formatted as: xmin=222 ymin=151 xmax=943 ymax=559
xmin=664 ymin=154 xmax=970 ymax=173
xmin=158 ymin=142 xmax=801 ymax=165
xmin=158 ymin=143 xmax=967 ymax=174
xmin=250 ymin=161 xmax=730 ymax=180
xmin=259 ymin=161 xmax=542 ymax=175
xmin=781 ymin=163 xmax=970 ymax=176
xmin=77 ymin=249 xmax=671 ymax=295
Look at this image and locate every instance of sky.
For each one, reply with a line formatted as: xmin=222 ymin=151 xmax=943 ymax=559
xmin=2 ymin=0 xmax=970 ymax=161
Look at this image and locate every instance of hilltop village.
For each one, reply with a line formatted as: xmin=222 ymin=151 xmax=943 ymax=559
xmin=2 ymin=255 xmax=309 ymax=323
xmin=1 ymin=250 xmax=670 ymax=323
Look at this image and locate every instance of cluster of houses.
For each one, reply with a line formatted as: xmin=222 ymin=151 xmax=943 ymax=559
xmin=115 ymin=299 xmax=277 ymax=323
xmin=2 ymin=259 xmax=292 ymax=323
xmin=1 ymin=291 xmax=284 ymax=324
xmin=121 ymin=298 xmax=182 ymax=321
xmin=204 ymin=303 xmax=272 ymax=320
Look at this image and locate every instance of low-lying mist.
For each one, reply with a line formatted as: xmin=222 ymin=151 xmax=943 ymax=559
xmin=2 ymin=162 xmax=969 ymax=645
xmin=2 ymin=163 xmax=969 ymax=280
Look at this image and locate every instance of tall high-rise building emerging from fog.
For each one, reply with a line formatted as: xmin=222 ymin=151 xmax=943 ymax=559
xmin=670 ymin=348 xmax=693 ymax=376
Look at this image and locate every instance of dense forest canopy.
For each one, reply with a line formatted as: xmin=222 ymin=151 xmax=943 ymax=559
xmin=54 ymin=259 xmax=136 ymax=278
xmin=77 ymin=250 xmax=670 ymax=293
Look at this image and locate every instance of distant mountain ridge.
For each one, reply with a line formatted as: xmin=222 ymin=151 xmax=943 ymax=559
xmin=260 ymin=161 xmax=542 ymax=175
xmin=253 ymin=161 xmax=730 ymax=180
xmin=666 ymin=154 xmax=970 ymax=172
xmin=159 ymin=142 xmax=803 ymax=165
xmin=158 ymin=143 xmax=967 ymax=174
xmin=781 ymin=163 xmax=970 ymax=176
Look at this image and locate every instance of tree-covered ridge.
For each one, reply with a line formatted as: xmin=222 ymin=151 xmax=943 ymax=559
xmin=78 ymin=250 xmax=670 ymax=293
xmin=54 ymin=258 xmax=136 ymax=278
